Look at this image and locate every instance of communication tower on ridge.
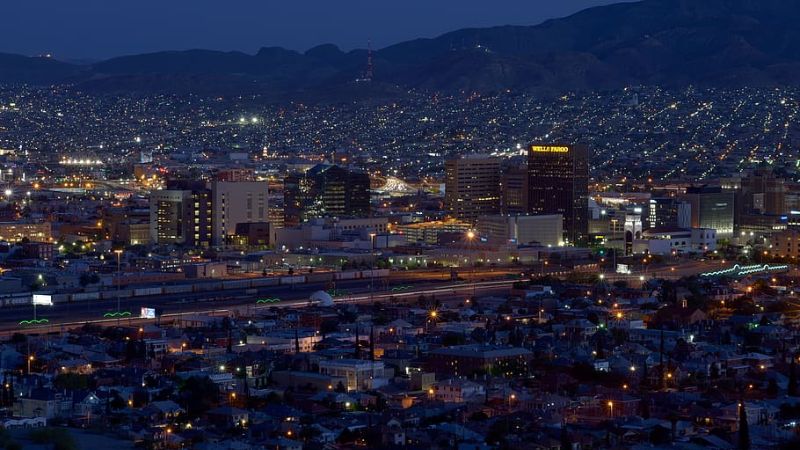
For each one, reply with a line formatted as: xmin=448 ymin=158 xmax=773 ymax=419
xmin=356 ymin=40 xmax=374 ymax=82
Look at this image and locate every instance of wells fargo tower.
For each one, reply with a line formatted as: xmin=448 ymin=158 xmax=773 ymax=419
xmin=527 ymin=144 xmax=589 ymax=245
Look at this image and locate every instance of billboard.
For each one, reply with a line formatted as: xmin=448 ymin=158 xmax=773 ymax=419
xmin=32 ymin=294 xmax=53 ymax=306
xmin=140 ymin=307 xmax=156 ymax=319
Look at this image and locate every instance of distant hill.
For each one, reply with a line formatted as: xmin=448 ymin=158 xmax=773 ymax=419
xmin=4 ymin=0 xmax=800 ymax=96
xmin=0 ymin=53 xmax=82 ymax=84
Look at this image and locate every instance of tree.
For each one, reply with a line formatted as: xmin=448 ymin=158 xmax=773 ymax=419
xmin=299 ymin=424 xmax=321 ymax=442
xmin=337 ymin=427 xmax=357 ymax=444
xmin=79 ymin=272 xmax=100 ymax=287
xmin=486 ymin=420 xmax=510 ymax=446
xmin=441 ymin=332 xmax=466 ymax=347
xmin=470 ymin=327 xmax=488 ymax=344
xmin=710 ymin=363 xmax=720 ymax=380
xmin=54 ymin=373 xmax=90 ymax=390
xmin=739 ymin=402 xmax=750 ymax=450
xmin=768 ymin=379 xmax=779 ymax=397
xmin=672 ymin=338 xmax=691 ymax=362
xmin=650 ymin=425 xmax=671 ymax=445
xmin=320 ymin=319 xmax=339 ymax=337
xmin=469 ymin=411 xmax=488 ymax=421
xmin=640 ymin=395 xmax=651 ymax=419
xmin=641 ymin=360 xmax=650 ymax=388
xmin=28 ymin=428 xmax=77 ymax=450
xmin=109 ymin=391 xmax=126 ymax=410
xmin=560 ymin=422 xmax=571 ymax=450
xmin=180 ymin=376 xmax=219 ymax=418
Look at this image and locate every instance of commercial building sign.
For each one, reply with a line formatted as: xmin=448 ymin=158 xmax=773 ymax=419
xmin=531 ymin=145 xmax=570 ymax=153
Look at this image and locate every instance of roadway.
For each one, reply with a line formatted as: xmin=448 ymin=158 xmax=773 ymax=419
xmin=0 ymin=272 xmax=518 ymax=335
xmin=1 ymin=260 xmax=767 ymax=335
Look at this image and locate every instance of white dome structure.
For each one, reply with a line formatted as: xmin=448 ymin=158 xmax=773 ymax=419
xmin=310 ymin=290 xmax=334 ymax=307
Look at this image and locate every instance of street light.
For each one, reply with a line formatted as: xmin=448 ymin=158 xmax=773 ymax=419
xmin=608 ymin=401 xmax=614 ymax=418
xmin=369 ymin=233 xmax=377 ymax=302
xmin=113 ymin=249 xmax=123 ymax=321
xmin=466 ymin=230 xmax=477 ymax=298
xmin=428 ymin=310 xmax=438 ymax=332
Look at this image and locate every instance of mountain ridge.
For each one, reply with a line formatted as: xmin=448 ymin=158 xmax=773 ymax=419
xmin=3 ymin=0 xmax=800 ymax=96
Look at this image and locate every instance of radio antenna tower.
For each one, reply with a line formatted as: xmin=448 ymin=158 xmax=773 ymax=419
xmin=364 ymin=40 xmax=374 ymax=81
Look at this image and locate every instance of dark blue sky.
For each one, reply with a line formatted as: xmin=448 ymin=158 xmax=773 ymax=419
xmin=4 ymin=0 xmax=626 ymax=59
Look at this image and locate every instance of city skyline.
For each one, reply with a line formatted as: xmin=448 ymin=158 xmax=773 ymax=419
xmin=1 ymin=1 xmax=799 ymax=449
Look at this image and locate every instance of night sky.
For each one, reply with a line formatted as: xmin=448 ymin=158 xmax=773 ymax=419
xmin=4 ymin=0 xmax=628 ymax=60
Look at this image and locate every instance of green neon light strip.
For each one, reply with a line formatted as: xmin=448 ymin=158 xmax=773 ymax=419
xmin=19 ymin=319 xmax=49 ymax=325
xmin=700 ymin=263 xmax=789 ymax=278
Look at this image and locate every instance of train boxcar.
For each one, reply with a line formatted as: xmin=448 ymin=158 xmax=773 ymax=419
xmin=163 ymin=285 xmax=193 ymax=295
xmin=6 ymin=296 xmax=31 ymax=306
xmin=101 ymin=289 xmax=134 ymax=300
xmin=361 ymin=269 xmax=390 ymax=279
xmin=72 ymin=292 xmax=101 ymax=302
xmin=251 ymin=278 xmax=280 ymax=288
xmin=133 ymin=287 xmax=163 ymax=297
xmin=194 ymin=281 xmax=224 ymax=292
xmin=305 ymin=273 xmax=335 ymax=284
xmin=280 ymin=276 xmax=306 ymax=285
xmin=223 ymin=279 xmax=253 ymax=290
xmin=335 ymin=271 xmax=359 ymax=281
xmin=52 ymin=294 xmax=70 ymax=304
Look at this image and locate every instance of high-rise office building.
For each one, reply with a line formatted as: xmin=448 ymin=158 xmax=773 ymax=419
xmin=527 ymin=144 xmax=589 ymax=245
xmin=647 ymin=197 xmax=691 ymax=229
xmin=284 ymin=164 xmax=371 ymax=226
xmin=149 ymin=180 xmax=212 ymax=247
xmin=212 ymin=180 xmax=270 ymax=246
xmin=444 ymin=156 xmax=501 ymax=222
xmin=739 ymin=169 xmax=787 ymax=216
xmin=501 ymin=164 xmax=529 ymax=215
xmin=681 ymin=186 xmax=735 ymax=238
xmin=477 ymin=214 xmax=563 ymax=247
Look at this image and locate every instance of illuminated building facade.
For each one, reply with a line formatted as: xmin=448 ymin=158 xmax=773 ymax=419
xmin=396 ymin=219 xmax=472 ymax=245
xmin=283 ymin=164 xmax=371 ymax=226
xmin=477 ymin=214 xmax=563 ymax=247
xmin=444 ymin=156 xmax=501 ymax=222
xmin=0 ymin=222 xmax=51 ymax=243
xmin=149 ymin=180 xmax=212 ymax=247
xmin=681 ymin=186 xmax=734 ymax=239
xmin=769 ymin=229 xmax=800 ymax=259
xmin=212 ymin=181 xmax=270 ymax=246
xmin=647 ymin=197 xmax=691 ymax=230
xmin=528 ymin=144 xmax=589 ymax=245
xmin=501 ymin=165 xmax=528 ymax=215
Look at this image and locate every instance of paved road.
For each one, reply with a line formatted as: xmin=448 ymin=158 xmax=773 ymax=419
xmin=3 ymin=260 xmax=767 ymax=335
xmin=0 ymin=274 xmax=517 ymax=335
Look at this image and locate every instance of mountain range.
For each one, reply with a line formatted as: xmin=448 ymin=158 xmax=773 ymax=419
xmin=3 ymin=0 xmax=800 ymax=97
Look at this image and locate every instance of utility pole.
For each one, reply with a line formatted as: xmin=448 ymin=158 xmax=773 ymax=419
xmin=369 ymin=325 xmax=375 ymax=361
xmin=114 ymin=249 xmax=123 ymax=324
